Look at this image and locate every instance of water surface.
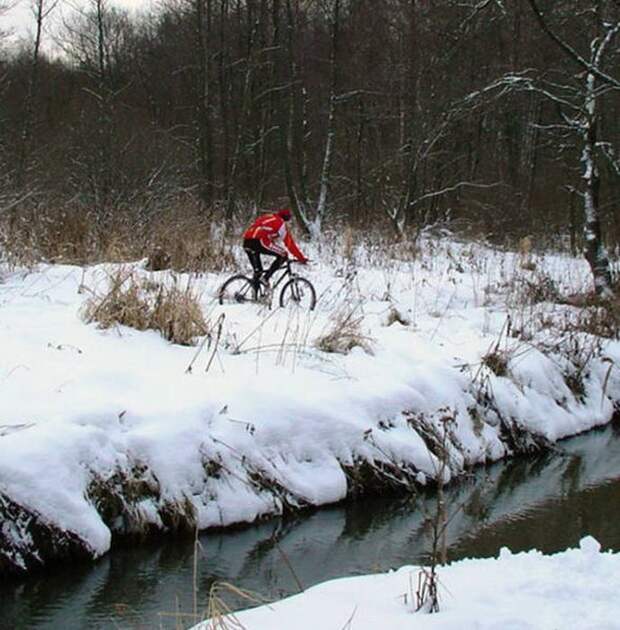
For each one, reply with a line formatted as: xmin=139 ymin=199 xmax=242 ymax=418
xmin=3 ymin=423 xmax=620 ymax=629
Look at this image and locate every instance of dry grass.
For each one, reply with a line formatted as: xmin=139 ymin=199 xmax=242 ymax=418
xmin=0 ymin=201 xmax=237 ymax=272
xmin=0 ymin=204 xmax=141 ymax=267
xmin=151 ymin=283 xmax=210 ymax=346
xmin=518 ymin=235 xmax=536 ymax=270
xmin=81 ymin=269 xmax=209 ymax=346
xmin=157 ymin=580 xmax=266 ymax=629
xmin=385 ymin=305 xmax=411 ymax=327
xmin=145 ymin=212 xmax=237 ymax=273
xmin=315 ymin=305 xmax=374 ymax=355
xmin=341 ymin=224 xmax=356 ymax=262
xmin=518 ymin=271 xmax=560 ymax=304
xmin=558 ymin=292 xmax=620 ymax=340
xmin=200 ymin=582 xmax=267 ymax=630
xmin=481 ymin=349 xmax=509 ymax=377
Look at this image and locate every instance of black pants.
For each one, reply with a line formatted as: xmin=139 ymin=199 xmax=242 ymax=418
xmin=243 ymin=239 xmax=286 ymax=281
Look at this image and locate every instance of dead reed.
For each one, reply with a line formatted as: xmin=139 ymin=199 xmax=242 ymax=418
xmin=315 ymin=304 xmax=375 ymax=355
xmin=0 ymin=201 xmax=238 ymax=272
xmin=82 ymin=268 xmax=209 ymax=345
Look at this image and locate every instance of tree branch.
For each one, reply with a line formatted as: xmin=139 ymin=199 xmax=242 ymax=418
xmin=526 ymin=0 xmax=620 ymax=90
xmin=410 ymin=181 xmax=503 ymax=208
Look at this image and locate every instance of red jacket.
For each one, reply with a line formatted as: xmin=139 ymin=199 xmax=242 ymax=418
xmin=244 ymin=213 xmax=307 ymax=261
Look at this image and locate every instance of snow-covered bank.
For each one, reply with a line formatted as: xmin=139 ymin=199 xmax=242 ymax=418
xmin=194 ymin=536 xmax=620 ymax=629
xmin=2 ymin=237 xmax=620 ymax=576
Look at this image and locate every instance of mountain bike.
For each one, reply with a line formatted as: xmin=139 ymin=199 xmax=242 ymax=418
xmin=218 ymin=260 xmax=317 ymax=310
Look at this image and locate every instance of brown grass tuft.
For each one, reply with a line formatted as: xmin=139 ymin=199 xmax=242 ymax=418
xmin=518 ymin=272 xmax=560 ymax=304
xmin=315 ymin=306 xmax=374 ymax=355
xmin=556 ymin=291 xmax=620 ymax=340
xmin=341 ymin=224 xmax=356 ymax=261
xmin=0 ymin=201 xmax=238 ymax=272
xmin=82 ymin=269 xmax=209 ymax=345
xmin=145 ymin=212 xmax=237 ymax=273
xmin=481 ymin=349 xmax=509 ymax=376
xmin=150 ymin=282 xmax=209 ymax=346
xmin=385 ymin=305 xmax=411 ymax=327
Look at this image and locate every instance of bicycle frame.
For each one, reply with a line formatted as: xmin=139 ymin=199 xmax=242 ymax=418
xmin=219 ymin=260 xmax=314 ymax=308
xmin=266 ymin=260 xmax=298 ymax=290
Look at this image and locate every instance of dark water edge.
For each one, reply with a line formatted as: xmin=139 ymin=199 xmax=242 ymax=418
xmin=2 ymin=422 xmax=620 ymax=629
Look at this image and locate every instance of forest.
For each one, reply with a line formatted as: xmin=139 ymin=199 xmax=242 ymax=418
xmin=0 ymin=0 xmax=619 ymax=286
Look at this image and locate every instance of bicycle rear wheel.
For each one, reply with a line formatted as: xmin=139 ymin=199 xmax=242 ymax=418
xmin=279 ymin=277 xmax=316 ymax=310
xmin=218 ymin=274 xmax=257 ymax=304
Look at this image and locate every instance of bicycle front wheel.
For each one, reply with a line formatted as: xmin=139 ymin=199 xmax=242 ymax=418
xmin=218 ymin=274 xmax=257 ymax=305
xmin=279 ymin=277 xmax=317 ymax=310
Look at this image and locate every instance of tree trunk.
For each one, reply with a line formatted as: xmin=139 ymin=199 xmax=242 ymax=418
xmin=581 ymin=105 xmax=612 ymax=296
xmin=195 ymin=0 xmax=214 ymax=209
xmin=314 ymin=0 xmax=340 ymax=239
xmin=16 ymin=0 xmax=49 ymax=190
xmin=273 ymin=0 xmax=309 ymax=236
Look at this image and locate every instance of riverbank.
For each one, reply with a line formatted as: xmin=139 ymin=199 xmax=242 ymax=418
xmin=192 ymin=536 xmax=620 ymax=629
xmin=2 ymin=236 xmax=620 ymax=577
xmin=3 ymin=423 xmax=619 ymax=629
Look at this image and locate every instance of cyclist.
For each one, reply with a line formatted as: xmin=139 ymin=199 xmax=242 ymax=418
xmin=243 ymin=208 xmax=308 ymax=285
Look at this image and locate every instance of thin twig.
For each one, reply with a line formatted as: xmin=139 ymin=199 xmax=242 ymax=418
xmin=205 ymin=313 xmax=225 ymax=373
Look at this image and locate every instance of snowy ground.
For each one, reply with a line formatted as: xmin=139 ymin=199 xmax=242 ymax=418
xmin=1 ymin=235 xmax=620 ymax=573
xmin=194 ymin=536 xmax=620 ymax=630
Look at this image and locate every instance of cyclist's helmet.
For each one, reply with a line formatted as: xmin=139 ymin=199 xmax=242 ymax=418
xmin=277 ymin=208 xmax=292 ymax=221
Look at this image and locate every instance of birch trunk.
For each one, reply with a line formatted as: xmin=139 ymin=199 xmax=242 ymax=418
xmin=581 ymin=71 xmax=612 ymax=296
xmin=314 ymin=0 xmax=340 ymax=240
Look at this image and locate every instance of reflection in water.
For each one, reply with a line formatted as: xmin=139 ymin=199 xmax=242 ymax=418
xmin=2 ymin=424 xmax=620 ymax=629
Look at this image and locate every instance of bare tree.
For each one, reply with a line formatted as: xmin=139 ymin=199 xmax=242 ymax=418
xmin=525 ymin=0 xmax=619 ymax=296
xmin=271 ymin=0 xmax=308 ymax=234
xmin=0 ymin=1 xmax=17 ymax=205
xmin=16 ymin=0 xmax=58 ymax=189
xmin=309 ymin=0 xmax=340 ymax=239
xmin=194 ymin=0 xmax=214 ymax=208
xmin=56 ymin=0 xmax=133 ymax=215
xmin=0 ymin=0 xmax=616 ymax=252
xmin=383 ymin=0 xmax=509 ymax=240
xmin=386 ymin=81 xmax=509 ymax=239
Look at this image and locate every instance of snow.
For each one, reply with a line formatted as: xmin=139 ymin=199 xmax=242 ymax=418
xmin=1 ymin=236 xmax=620 ymax=565
xmin=193 ymin=536 xmax=620 ymax=630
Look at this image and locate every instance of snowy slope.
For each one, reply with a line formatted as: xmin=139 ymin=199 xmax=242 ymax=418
xmin=1 ymin=237 xmax=619 ymax=574
xmin=193 ymin=536 xmax=620 ymax=630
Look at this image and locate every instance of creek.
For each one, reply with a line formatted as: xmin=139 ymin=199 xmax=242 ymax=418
xmin=2 ymin=422 xmax=620 ymax=629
